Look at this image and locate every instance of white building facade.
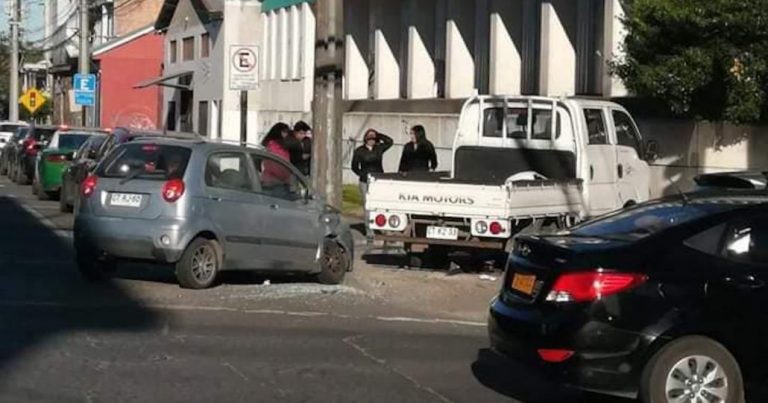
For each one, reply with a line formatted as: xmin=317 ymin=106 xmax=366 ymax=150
xmin=340 ymin=0 xmax=629 ymax=183
xmin=153 ymin=0 xmax=315 ymax=143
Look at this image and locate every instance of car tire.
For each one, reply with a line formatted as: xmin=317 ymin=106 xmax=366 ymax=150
xmin=315 ymin=239 xmax=349 ymax=285
xmin=75 ymin=245 xmax=116 ymax=282
xmin=640 ymin=336 xmax=744 ymax=403
xmin=175 ymin=238 xmax=221 ymax=289
xmin=60 ymin=186 xmax=73 ymax=213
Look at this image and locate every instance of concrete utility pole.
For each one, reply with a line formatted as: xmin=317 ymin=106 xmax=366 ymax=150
xmin=9 ymin=0 xmax=20 ymax=121
xmin=311 ymin=0 xmax=344 ymax=208
xmin=79 ymin=0 xmax=90 ymax=126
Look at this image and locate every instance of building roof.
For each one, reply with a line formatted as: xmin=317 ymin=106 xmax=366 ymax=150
xmin=262 ymin=0 xmax=314 ymax=12
xmin=154 ymin=0 xmax=224 ymax=30
xmin=92 ymin=25 xmax=156 ymax=57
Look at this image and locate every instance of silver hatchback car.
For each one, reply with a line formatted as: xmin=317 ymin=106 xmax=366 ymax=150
xmin=74 ymin=137 xmax=354 ymax=289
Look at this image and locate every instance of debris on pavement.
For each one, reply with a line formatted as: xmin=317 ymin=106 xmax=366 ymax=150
xmin=479 ymin=274 xmax=497 ymax=281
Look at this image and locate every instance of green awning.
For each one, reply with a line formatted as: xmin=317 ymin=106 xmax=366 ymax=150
xmin=261 ymin=0 xmax=314 ymax=12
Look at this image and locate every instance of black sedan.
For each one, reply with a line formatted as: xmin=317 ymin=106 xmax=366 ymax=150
xmin=488 ymin=191 xmax=768 ymax=402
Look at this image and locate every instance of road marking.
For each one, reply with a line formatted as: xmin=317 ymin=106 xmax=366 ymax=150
xmin=0 ymin=300 xmax=486 ymax=327
xmin=20 ymin=204 xmax=72 ymax=239
xmin=222 ymin=362 xmax=250 ymax=382
xmin=343 ymin=335 xmax=454 ymax=403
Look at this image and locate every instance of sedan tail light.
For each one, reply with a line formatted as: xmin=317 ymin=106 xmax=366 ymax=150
xmin=46 ymin=154 xmax=67 ymax=162
xmin=23 ymin=139 xmax=38 ymax=155
xmin=162 ymin=179 xmax=185 ymax=203
xmin=81 ymin=175 xmax=98 ymax=198
xmin=546 ymin=271 xmax=647 ymax=303
xmin=537 ymin=349 xmax=574 ymax=363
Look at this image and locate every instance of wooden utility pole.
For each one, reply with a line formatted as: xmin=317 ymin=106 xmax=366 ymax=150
xmin=79 ymin=0 xmax=90 ymax=126
xmin=9 ymin=0 xmax=20 ymax=121
xmin=311 ymin=0 xmax=344 ymax=208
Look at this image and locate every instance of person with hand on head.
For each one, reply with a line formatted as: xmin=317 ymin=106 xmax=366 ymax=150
xmin=398 ymin=125 xmax=438 ymax=173
xmin=351 ymin=129 xmax=394 ymax=204
xmin=289 ymin=121 xmax=312 ymax=177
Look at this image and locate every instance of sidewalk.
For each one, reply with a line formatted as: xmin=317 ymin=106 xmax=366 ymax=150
xmin=344 ymin=216 xmax=502 ymax=323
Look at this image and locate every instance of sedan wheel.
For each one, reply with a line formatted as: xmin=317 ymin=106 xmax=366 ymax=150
xmin=175 ymin=238 xmax=220 ymax=289
xmin=315 ymin=239 xmax=349 ymax=285
xmin=641 ymin=336 xmax=744 ymax=403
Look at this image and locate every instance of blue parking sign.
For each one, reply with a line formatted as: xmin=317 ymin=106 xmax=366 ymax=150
xmin=74 ymin=74 xmax=96 ymax=106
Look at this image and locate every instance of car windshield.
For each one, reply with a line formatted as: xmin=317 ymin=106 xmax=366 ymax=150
xmin=569 ymin=200 xmax=737 ymax=241
xmin=31 ymin=128 xmax=57 ymax=143
xmin=51 ymin=133 xmax=92 ymax=150
xmin=98 ymin=143 xmax=191 ymax=180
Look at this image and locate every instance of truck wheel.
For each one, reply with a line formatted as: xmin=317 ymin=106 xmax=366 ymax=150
xmin=316 ymin=239 xmax=349 ymax=285
xmin=424 ymin=246 xmax=449 ymax=269
xmin=175 ymin=238 xmax=221 ymax=289
xmin=406 ymin=253 xmax=423 ymax=269
xmin=640 ymin=336 xmax=744 ymax=403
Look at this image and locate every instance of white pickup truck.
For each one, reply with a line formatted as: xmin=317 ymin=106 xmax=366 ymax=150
xmin=365 ymin=96 xmax=658 ymax=254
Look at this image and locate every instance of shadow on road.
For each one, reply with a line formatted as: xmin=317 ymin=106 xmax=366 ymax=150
xmin=0 ymin=197 xmax=159 ymax=382
xmin=471 ymin=348 xmax=631 ymax=403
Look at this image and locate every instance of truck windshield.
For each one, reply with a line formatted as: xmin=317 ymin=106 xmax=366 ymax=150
xmin=98 ymin=143 xmax=191 ymax=181
xmin=483 ymin=107 xmax=559 ymax=140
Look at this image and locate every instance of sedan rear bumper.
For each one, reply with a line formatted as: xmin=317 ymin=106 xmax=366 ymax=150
xmin=75 ymin=215 xmax=191 ymax=263
xmin=488 ymin=297 xmax=650 ymax=397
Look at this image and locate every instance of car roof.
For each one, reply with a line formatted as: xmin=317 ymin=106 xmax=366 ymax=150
xmin=129 ymin=136 xmax=265 ymax=153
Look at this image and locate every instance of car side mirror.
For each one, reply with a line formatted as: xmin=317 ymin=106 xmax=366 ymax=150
xmin=644 ymin=140 xmax=660 ymax=162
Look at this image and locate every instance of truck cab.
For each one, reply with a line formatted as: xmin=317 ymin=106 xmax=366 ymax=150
xmin=365 ymin=96 xmax=656 ymax=254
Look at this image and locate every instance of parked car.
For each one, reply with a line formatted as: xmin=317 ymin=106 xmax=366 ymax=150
xmin=7 ymin=124 xmax=58 ymax=185
xmin=487 ymin=190 xmax=768 ymax=402
xmin=0 ymin=126 xmax=29 ymax=175
xmin=73 ymin=137 xmax=353 ymax=289
xmin=33 ymin=128 xmax=107 ymax=200
xmin=365 ymin=96 xmax=659 ymax=262
xmin=693 ymin=170 xmax=768 ymax=190
xmin=60 ymin=127 xmax=192 ymax=213
xmin=0 ymin=121 xmax=28 ymax=149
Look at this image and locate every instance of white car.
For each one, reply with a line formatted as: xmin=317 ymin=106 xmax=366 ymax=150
xmin=0 ymin=121 xmax=28 ymax=149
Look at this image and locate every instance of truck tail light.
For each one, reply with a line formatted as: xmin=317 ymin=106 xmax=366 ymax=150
xmin=546 ymin=271 xmax=647 ymax=303
xmin=490 ymin=221 xmax=504 ymax=235
xmin=81 ymin=175 xmax=98 ymax=198
xmin=474 ymin=220 xmax=488 ymax=234
xmin=162 ymin=179 xmax=185 ymax=203
xmin=374 ymin=214 xmax=387 ymax=227
xmin=388 ymin=215 xmax=401 ymax=228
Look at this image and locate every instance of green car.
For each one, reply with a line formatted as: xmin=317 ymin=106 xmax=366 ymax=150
xmin=34 ymin=129 xmax=106 ymax=200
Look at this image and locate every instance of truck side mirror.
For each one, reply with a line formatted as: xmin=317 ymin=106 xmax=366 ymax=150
xmin=644 ymin=140 xmax=660 ymax=162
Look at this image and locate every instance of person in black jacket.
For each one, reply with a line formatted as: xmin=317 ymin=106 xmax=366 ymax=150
xmin=398 ymin=125 xmax=438 ymax=173
xmin=288 ymin=121 xmax=312 ymax=176
xmin=351 ymin=128 xmax=393 ymax=214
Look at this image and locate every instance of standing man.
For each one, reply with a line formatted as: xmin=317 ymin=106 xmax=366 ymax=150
xmin=291 ymin=121 xmax=313 ymax=177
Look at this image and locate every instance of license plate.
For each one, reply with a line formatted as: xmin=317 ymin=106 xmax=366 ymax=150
xmin=426 ymin=226 xmax=458 ymax=240
xmin=511 ymin=273 xmax=536 ymax=295
xmin=110 ymin=193 xmax=143 ymax=207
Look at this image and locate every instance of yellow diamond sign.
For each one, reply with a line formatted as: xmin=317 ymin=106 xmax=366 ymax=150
xmin=19 ymin=88 xmax=47 ymax=115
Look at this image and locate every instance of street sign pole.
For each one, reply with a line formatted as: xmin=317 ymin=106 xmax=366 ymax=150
xmin=79 ymin=0 xmax=90 ymax=126
xmin=240 ymin=91 xmax=247 ymax=145
xmin=229 ymin=45 xmax=259 ymax=144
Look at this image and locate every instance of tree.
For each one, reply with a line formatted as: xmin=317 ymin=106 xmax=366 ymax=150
xmin=613 ymin=0 xmax=768 ymax=124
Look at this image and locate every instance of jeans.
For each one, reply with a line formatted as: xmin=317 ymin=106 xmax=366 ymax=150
xmin=359 ymin=181 xmax=371 ymax=238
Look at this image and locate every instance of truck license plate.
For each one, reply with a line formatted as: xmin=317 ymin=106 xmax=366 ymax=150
xmin=426 ymin=226 xmax=458 ymax=240
xmin=110 ymin=193 xmax=143 ymax=207
xmin=511 ymin=273 xmax=536 ymax=295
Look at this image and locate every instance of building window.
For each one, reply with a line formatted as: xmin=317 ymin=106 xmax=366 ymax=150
xmin=182 ymin=37 xmax=195 ymax=61
xmin=201 ymin=33 xmax=210 ymax=58
xmin=169 ymin=40 xmax=177 ymax=63
xmin=167 ymin=101 xmax=177 ymax=131
xmin=198 ymin=101 xmax=209 ymax=137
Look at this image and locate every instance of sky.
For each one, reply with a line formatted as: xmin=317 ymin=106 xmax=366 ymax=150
xmin=1 ymin=0 xmax=45 ymax=42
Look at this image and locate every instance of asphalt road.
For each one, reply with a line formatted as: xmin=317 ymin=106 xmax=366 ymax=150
xmin=0 ymin=177 xmax=622 ymax=403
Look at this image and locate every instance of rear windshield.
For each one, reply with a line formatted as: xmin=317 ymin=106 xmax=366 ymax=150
xmin=98 ymin=143 xmax=192 ymax=180
xmin=569 ymin=201 xmax=737 ymax=241
xmin=56 ymin=134 xmax=92 ymax=149
xmin=31 ymin=128 xmax=57 ymax=142
xmin=13 ymin=128 xmax=29 ymax=141
xmin=0 ymin=124 xmax=24 ymax=133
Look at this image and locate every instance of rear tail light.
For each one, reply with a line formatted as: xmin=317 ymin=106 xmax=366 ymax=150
xmin=374 ymin=214 xmax=387 ymax=227
xmin=388 ymin=215 xmax=401 ymax=228
xmin=23 ymin=139 xmax=38 ymax=155
xmin=490 ymin=221 xmax=503 ymax=235
xmin=162 ymin=179 xmax=185 ymax=203
xmin=546 ymin=271 xmax=647 ymax=303
xmin=81 ymin=175 xmax=98 ymax=198
xmin=46 ymin=154 xmax=67 ymax=162
xmin=537 ymin=349 xmax=574 ymax=363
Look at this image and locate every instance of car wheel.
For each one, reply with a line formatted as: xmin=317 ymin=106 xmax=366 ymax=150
xmin=75 ymin=244 xmax=116 ymax=282
xmin=60 ymin=186 xmax=73 ymax=213
xmin=315 ymin=239 xmax=349 ymax=285
xmin=175 ymin=238 xmax=221 ymax=289
xmin=640 ymin=336 xmax=744 ymax=403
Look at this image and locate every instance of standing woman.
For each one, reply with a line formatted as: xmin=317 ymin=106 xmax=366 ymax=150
xmin=351 ymin=129 xmax=393 ymax=210
xmin=398 ymin=125 xmax=438 ymax=173
xmin=260 ymin=123 xmax=293 ymax=194
xmin=261 ymin=122 xmax=292 ymax=161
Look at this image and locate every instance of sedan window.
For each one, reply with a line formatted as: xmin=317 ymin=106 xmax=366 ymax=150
xmin=722 ymin=218 xmax=768 ymax=265
xmin=251 ymin=154 xmax=306 ymax=201
xmin=205 ymin=152 xmax=253 ymax=191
